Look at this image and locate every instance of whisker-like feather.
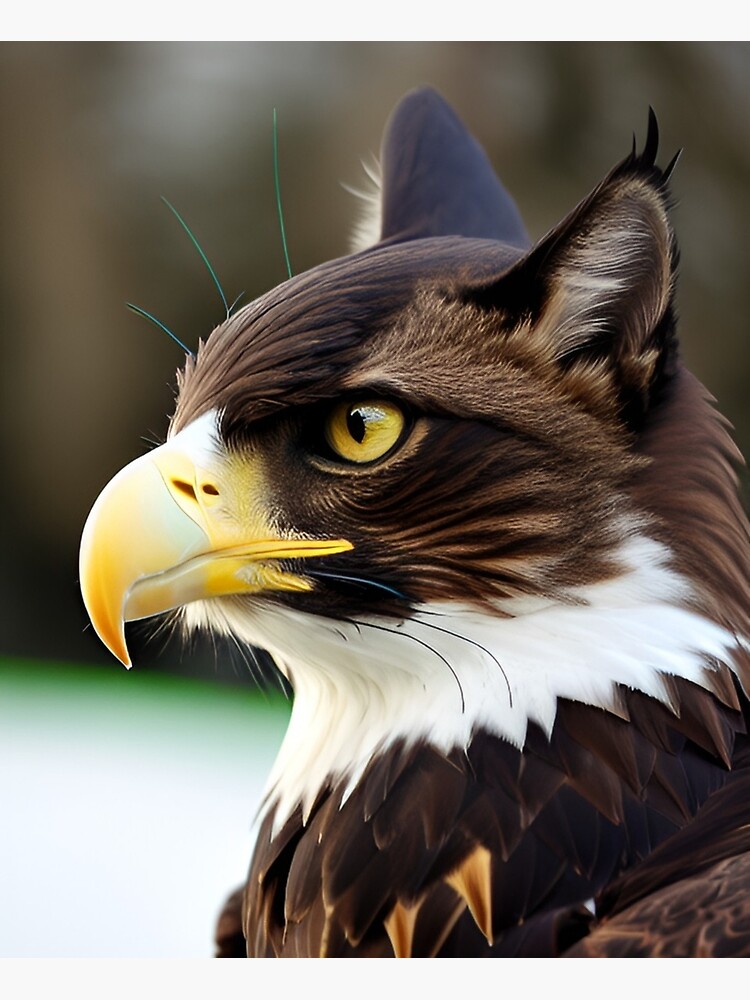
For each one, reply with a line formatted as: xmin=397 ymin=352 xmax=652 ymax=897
xmin=273 ymin=108 xmax=293 ymax=280
xmin=305 ymin=569 xmax=508 ymax=707
xmin=228 ymin=290 xmax=246 ymax=315
xmin=347 ymin=617 xmax=466 ymax=714
xmin=141 ymin=431 xmax=165 ymax=450
xmin=161 ymin=196 xmax=230 ymax=318
xmin=412 ymin=615 xmax=513 ymax=708
xmin=304 ymin=569 xmax=407 ymax=601
xmin=127 ymin=302 xmax=194 ymax=357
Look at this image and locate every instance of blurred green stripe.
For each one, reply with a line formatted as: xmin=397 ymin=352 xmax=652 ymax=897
xmin=0 ymin=655 xmax=292 ymax=719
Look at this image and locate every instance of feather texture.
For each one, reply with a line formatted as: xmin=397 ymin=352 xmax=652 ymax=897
xmin=78 ymin=87 xmax=750 ymax=958
xmin=197 ymin=93 xmax=750 ymax=956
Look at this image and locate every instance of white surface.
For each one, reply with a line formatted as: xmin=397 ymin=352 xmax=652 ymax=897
xmin=0 ymin=666 xmax=288 ymax=957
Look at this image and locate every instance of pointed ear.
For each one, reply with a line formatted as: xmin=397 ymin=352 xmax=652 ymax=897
xmin=463 ymin=117 xmax=679 ymax=422
xmin=377 ymin=86 xmax=529 ymax=247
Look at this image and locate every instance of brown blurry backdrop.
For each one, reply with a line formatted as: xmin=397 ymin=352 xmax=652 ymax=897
xmin=1 ymin=41 xmax=748 ymax=677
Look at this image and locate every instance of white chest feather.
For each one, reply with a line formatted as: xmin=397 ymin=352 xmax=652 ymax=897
xmin=184 ymin=533 xmax=741 ymax=832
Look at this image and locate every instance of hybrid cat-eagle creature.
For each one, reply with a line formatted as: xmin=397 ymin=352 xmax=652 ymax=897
xmin=79 ymin=88 xmax=750 ymax=957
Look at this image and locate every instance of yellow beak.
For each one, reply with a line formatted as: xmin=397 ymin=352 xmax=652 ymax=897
xmin=79 ymin=417 xmax=352 ymax=668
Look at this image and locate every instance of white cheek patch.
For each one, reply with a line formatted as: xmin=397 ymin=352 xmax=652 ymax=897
xmin=166 ymin=409 xmax=221 ymax=457
xmin=182 ymin=531 xmax=742 ymax=834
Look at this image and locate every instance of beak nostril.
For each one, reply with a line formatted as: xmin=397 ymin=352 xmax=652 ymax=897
xmin=171 ymin=479 xmax=197 ymax=502
xmin=170 ymin=477 xmax=219 ymax=503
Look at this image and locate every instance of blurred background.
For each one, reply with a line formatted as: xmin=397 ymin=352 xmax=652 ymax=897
xmin=1 ymin=41 xmax=749 ymax=955
xmin=1 ymin=40 xmax=750 ymax=671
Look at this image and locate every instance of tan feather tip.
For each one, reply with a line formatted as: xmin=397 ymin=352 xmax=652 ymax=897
xmin=384 ymin=899 xmax=421 ymax=958
xmin=445 ymin=844 xmax=494 ymax=946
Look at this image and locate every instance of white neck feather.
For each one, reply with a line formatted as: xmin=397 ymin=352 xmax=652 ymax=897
xmin=184 ymin=532 xmax=741 ymax=833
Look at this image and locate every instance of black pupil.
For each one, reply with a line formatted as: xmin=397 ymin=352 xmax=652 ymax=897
xmin=346 ymin=407 xmax=367 ymax=444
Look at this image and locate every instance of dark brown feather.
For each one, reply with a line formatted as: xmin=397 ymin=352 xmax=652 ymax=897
xmin=569 ymin=852 xmax=750 ymax=957
xmin=570 ymin=772 xmax=750 ymax=957
xmin=214 ymin=886 xmax=246 ymax=958
xmin=239 ymin=678 xmax=748 ymax=956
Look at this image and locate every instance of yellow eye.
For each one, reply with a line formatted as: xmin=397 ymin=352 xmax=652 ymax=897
xmin=324 ymin=399 xmax=406 ymax=464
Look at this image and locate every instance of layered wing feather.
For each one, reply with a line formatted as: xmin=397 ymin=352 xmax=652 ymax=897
xmin=230 ymin=675 xmax=747 ymax=957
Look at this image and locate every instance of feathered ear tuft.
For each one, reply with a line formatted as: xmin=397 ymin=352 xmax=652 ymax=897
xmin=462 ymin=115 xmax=680 ymax=424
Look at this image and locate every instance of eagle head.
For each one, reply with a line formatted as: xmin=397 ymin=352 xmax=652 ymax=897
xmin=78 ymin=88 xmax=750 ymax=957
